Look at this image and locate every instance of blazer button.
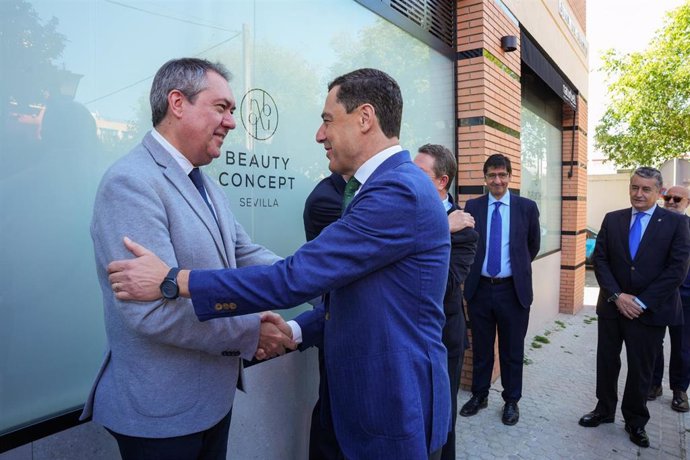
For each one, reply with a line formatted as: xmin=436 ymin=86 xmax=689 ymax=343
xmin=229 ymin=302 xmax=237 ymax=310
xmin=631 ymin=266 xmax=636 ymax=271
xmin=214 ymin=303 xmax=223 ymax=311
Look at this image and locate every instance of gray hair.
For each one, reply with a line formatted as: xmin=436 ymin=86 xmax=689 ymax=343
xmin=417 ymin=143 xmax=457 ymax=191
xmin=632 ymin=166 xmax=663 ymax=190
xmin=150 ymin=58 xmax=231 ymax=127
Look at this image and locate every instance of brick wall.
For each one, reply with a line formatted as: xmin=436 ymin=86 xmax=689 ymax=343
xmin=559 ymin=95 xmax=589 ymax=314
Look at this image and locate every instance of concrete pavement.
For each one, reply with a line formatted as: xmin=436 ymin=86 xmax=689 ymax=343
xmin=454 ymin=280 xmax=690 ymax=459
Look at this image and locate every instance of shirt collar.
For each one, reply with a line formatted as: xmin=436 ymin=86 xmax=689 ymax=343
xmin=151 ymin=128 xmax=194 ymax=175
xmin=633 ymin=204 xmax=657 ymax=217
xmin=353 ymin=145 xmax=403 ymax=186
xmin=488 ymin=190 xmax=511 ymax=206
xmin=442 ymin=195 xmax=452 ymax=212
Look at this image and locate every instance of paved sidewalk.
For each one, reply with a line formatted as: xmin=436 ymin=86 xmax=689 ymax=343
xmin=454 ymin=284 xmax=690 ymax=459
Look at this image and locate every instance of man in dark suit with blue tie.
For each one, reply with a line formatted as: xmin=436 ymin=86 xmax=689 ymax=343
xmin=579 ymin=168 xmax=690 ymax=448
xmin=459 ymin=153 xmax=540 ymax=426
xmin=108 ymin=68 xmax=452 ymax=460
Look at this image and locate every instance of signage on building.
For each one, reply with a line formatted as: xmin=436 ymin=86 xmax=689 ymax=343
xmin=558 ymin=0 xmax=588 ymax=55
xmin=218 ymin=88 xmax=295 ymax=209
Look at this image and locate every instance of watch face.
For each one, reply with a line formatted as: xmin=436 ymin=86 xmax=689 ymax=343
xmin=161 ymin=280 xmax=178 ymax=299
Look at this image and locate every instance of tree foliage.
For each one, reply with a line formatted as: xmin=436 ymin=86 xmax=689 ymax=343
xmin=0 ymin=0 xmax=66 ymax=111
xmin=594 ymin=2 xmax=690 ymax=168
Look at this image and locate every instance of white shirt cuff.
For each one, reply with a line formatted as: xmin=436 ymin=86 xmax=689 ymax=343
xmin=287 ymin=320 xmax=303 ymax=344
xmin=633 ymin=297 xmax=647 ymax=310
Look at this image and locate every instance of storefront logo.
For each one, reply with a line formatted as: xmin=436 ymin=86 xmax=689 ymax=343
xmin=240 ymin=89 xmax=278 ymax=141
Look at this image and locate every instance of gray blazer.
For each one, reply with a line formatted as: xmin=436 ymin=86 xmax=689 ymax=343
xmin=81 ymin=132 xmax=280 ymax=437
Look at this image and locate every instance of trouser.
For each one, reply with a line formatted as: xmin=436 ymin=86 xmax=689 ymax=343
xmin=595 ymin=317 xmax=664 ymax=428
xmin=107 ymin=410 xmax=232 ymax=460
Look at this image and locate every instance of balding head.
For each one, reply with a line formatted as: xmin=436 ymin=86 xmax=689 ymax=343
xmin=663 ymin=185 xmax=690 ymax=214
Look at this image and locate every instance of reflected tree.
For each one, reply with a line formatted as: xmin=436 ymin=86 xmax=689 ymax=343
xmin=328 ymin=19 xmax=448 ymax=150
xmin=1 ymin=0 xmax=66 ymax=141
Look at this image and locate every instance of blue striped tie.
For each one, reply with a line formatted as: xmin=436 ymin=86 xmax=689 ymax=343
xmin=487 ymin=202 xmax=502 ymax=276
xmin=629 ymin=211 xmax=645 ymax=259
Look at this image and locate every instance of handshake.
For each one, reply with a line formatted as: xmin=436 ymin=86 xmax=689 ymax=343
xmin=256 ymin=311 xmax=298 ymax=360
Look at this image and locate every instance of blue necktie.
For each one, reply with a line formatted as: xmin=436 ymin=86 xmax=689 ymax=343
xmin=629 ymin=211 xmax=645 ymax=259
xmin=189 ymin=168 xmax=217 ymax=222
xmin=487 ymin=202 xmax=502 ymax=277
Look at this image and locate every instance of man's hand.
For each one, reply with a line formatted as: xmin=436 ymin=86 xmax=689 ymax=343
xmin=448 ymin=210 xmax=475 ymax=232
xmin=255 ymin=311 xmax=296 ymax=360
xmin=108 ymin=237 xmax=169 ymax=301
xmin=614 ymin=293 xmax=643 ymax=320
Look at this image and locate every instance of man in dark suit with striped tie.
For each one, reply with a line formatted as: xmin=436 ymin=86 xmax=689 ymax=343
xmin=459 ymin=153 xmax=540 ymax=426
xmin=578 ymin=167 xmax=690 ymax=448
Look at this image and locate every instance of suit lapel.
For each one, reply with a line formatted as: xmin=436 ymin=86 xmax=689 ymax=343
xmin=143 ymin=133 xmax=229 ymax=266
xmin=509 ymin=193 xmax=519 ymax=242
xmin=343 ymin=151 xmax=410 ymax=216
xmin=475 ymin=194 xmax=489 ymax=260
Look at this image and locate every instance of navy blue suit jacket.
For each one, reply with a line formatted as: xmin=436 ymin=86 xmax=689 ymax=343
xmin=594 ymin=206 xmax=690 ymax=326
xmin=303 ymin=173 xmax=346 ymax=242
xmin=463 ymin=193 xmax=540 ymax=308
xmin=189 ymin=151 xmax=452 ymax=459
xmin=444 ymin=198 xmax=478 ymax=357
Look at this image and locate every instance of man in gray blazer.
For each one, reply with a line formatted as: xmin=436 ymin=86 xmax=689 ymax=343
xmin=81 ymin=58 xmax=294 ymax=459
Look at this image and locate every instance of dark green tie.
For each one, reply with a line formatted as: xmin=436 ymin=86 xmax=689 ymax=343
xmin=341 ymin=177 xmax=362 ymax=212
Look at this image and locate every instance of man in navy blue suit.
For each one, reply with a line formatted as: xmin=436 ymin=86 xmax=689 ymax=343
xmin=109 ymin=68 xmax=452 ymax=460
xmin=459 ymin=153 xmax=540 ymax=426
xmin=578 ymin=168 xmax=690 ymax=448
xmin=648 ymin=185 xmax=690 ymax=412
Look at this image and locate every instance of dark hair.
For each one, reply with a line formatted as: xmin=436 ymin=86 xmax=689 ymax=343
xmin=483 ymin=153 xmax=512 ymax=175
xmin=150 ymin=58 xmax=231 ymax=127
xmin=632 ymin=166 xmax=663 ymax=190
xmin=328 ymin=68 xmax=402 ymax=138
xmin=418 ymin=143 xmax=457 ymax=191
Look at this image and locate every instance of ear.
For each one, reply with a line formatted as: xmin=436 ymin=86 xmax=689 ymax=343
xmin=168 ymin=89 xmax=185 ymax=119
xmin=358 ymin=103 xmax=376 ymax=134
xmin=438 ymin=174 xmax=450 ymax=191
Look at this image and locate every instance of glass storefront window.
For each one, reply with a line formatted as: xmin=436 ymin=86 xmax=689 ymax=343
xmin=0 ymin=0 xmax=453 ymax=446
xmin=521 ymin=71 xmax=562 ymax=255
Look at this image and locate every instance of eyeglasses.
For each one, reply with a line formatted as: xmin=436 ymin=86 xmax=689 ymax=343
xmin=663 ymin=195 xmax=684 ymax=203
xmin=485 ymin=173 xmax=509 ymax=180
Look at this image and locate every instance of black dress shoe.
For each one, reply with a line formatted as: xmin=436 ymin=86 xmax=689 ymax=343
xmin=671 ymin=390 xmax=689 ymax=412
xmin=502 ymin=401 xmax=519 ymax=425
xmin=625 ymin=424 xmax=650 ymax=448
xmin=647 ymin=384 xmax=662 ymax=401
xmin=459 ymin=394 xmax=488 ymax=417
xmin=578 ymin=411 xmax=615 ymax=427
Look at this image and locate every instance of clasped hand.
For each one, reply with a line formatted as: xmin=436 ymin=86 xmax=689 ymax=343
xmin=614 ymin=293 xmax=644 ymax=320
xmin=256 ymin=311 xmax=297 ymax=360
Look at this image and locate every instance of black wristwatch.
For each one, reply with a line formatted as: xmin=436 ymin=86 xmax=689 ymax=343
xmin=607 ymin=292 xmax=620 ymax=303
xmin=160 ymin=267 xmax=181 ymax=300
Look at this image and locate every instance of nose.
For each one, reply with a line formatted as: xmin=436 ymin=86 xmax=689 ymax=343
xmin=315 ymin=124 xmax=326 ymax=144
xmin=222 ymin=113 xmax=236 ymax=130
